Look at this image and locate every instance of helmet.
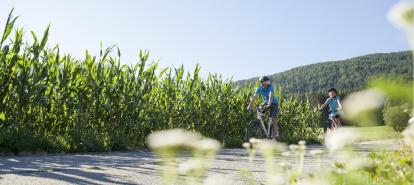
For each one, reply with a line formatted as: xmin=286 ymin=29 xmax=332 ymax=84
xmin=259 ymin=76 xmax=270 ymax=82
xmin=328 ymin=88 xmax=338 ymax=94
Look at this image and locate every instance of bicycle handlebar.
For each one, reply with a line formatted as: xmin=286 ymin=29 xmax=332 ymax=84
xmin=252 ymin=105 xmax=263 ymax=112
xmin=252 ymin=106 xmax=270 ymax=118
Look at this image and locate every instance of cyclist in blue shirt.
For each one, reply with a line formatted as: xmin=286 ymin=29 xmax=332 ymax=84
xmin=247 ymin=76 xmax=279 ymax=139
xmin=319 ymin=88 xmax=342 ymax=129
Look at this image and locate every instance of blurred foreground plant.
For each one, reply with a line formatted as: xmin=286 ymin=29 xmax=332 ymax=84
xmin=147 ymin=129 xmax=220 ymax=185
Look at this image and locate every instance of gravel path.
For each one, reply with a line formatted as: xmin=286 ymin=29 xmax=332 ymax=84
xmin=0 ymin=139 xmax=400 ymax=185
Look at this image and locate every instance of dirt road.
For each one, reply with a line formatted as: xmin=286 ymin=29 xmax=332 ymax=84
xmin=0 ymin=139 xmax=400 ymax=185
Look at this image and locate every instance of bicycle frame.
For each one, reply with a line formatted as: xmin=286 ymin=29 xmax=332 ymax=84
xmin=329 ymin=116 xmax=341 ymax=128
xmin=255 ymin=107 xmax=273 ymax=138
xmin=320 ymin=108 xmax=342 ymax=134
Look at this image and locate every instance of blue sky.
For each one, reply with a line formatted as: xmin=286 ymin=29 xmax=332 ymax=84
xmin=0 ymin=0 xmax=409 ymax=80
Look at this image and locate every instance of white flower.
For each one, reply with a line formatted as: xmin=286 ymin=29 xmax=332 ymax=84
xmin=388 ymin=1 xmax=414 ymax=30
xmin=409 ymin=117 xmax=414 ymax=125
xmin=281 ymin=151 xmax=292 ymax=157
xmin=198 ymin=138 xmax=221 ymax=152
xmin=309 ymin=149 xmax=324 ymax=156
xmin=178 ymin=159 xmax=202 ymax=174
xmin=289 ymin=144 xmax=300 ymax=151
xmin=324 ymin=128 xmax=358 ymax=152
xmin=342 ymin=89 xmax=386 ymax=119
xmin=257 ymin=139 xmax=287 ymax=154
xmin=249 ymin=138 xmax=259 ymax=144
xmin=242 ymin=142 xmax=251 ymax=149
xmin=347 ymin=157 xmax=374 ymax=171
xmin=147 ymin=128 xmax=202 ymax=151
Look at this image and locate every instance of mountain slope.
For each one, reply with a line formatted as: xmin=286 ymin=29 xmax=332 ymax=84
xmin=236 ymin=51 xmax=413 ymax=95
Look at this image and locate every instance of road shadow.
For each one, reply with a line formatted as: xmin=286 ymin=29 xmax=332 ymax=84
xmin=0 ymin=150 xmax=157 ymax=184
xmin=17 ymin=168 xmax=137 ymax=185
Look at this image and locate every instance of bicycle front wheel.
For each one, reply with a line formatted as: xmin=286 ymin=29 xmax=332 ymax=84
xmin=246 ymin=120 xmax=264 ymax=141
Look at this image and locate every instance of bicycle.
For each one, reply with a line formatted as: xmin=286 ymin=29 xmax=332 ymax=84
xmin=321 ymin=108 xmax=342 ymax=134
xmin=245 ymin=105 xmax=276 ymax=141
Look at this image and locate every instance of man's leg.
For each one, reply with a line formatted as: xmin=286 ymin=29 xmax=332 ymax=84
xmin=272 ymin=117 xmax=279 ymax=139
xmin=260 ymin=105 xmax=269 ymax=126
xmin=270 ymin=104 xmax=279 ymax=139
xmin=334 ymin=117 xmax=342 ymax=127
xmin=328 ymin=113 xmax=337 ymax=129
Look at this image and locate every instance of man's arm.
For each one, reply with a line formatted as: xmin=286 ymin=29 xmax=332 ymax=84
xmin=319 ymin=98 xmax=330 ymax=110
xmin=265 ymin=91 xmax=273 ymax=108
xmin=319 ymin=102 xmax=328 ymax=110
xmin=337 ymin=99 xmax=342 ymax=110
xmin=247 ymin=94 xmax=257 ymax=110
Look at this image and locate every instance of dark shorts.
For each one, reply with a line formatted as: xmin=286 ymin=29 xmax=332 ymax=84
xmin=262 ymin=103 xmax=279 ymax=118
xmin=329 ymin=111 xmax=340 ymax=119
xmin=326 ymin=112 xmax=340 ymax=128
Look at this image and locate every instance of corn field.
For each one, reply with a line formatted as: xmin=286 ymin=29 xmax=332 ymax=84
xmin=0 ymin=10 xmax=320 ymax=153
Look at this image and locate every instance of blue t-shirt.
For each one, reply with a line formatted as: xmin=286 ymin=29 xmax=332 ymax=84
xmin=325 ymin=96 xmax=340 ymax=112
xmin=255 ymin=85 xmax=278 ymax=105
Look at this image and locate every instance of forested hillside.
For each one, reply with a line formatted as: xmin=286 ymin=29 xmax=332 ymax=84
xmin=236 ymin=51 xmax=413 ymax=95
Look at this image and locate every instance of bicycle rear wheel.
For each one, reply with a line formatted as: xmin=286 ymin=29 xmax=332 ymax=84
xmin=246 ymin=120 xmax=264 ymax=141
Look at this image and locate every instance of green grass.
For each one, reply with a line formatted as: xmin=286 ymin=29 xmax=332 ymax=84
xmin=318 ymin=126 xmax=401 ymax=142
xmin=345 ymin=126 xmax=401 ymax=141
